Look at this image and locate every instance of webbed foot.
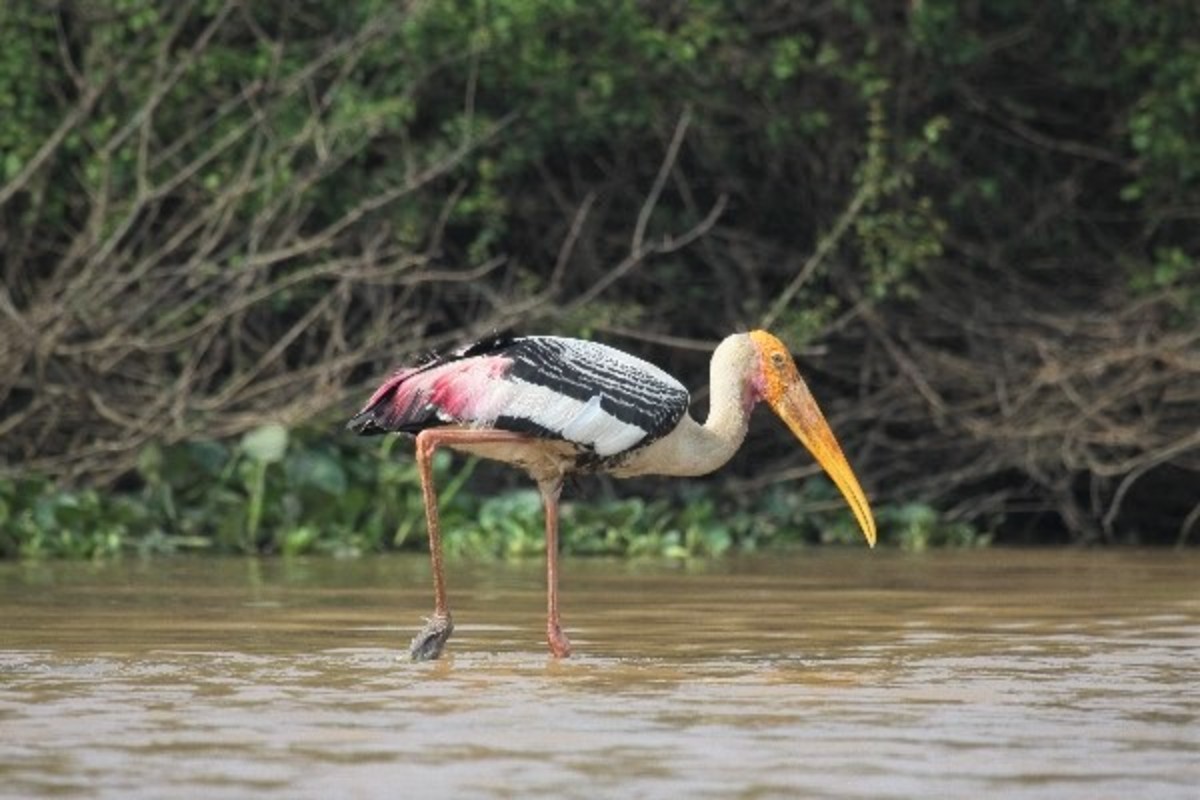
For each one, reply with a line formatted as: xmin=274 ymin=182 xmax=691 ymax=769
xmin=410 ymin=613 xmax=453 ymax=661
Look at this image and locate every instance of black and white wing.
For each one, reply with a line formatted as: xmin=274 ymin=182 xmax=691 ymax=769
xmin=492 ymin=336 xmax=690 ymax=458
xmin=348 ymin=334 xmax=690 ymax=460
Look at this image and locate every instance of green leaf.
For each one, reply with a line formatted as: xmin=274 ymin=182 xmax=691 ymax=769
xmin=241 ymin=424 xmax=289 ymax=464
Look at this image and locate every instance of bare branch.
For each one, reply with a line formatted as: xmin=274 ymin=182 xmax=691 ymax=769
xmin=632 ymin=105 xmax=692 ymax=253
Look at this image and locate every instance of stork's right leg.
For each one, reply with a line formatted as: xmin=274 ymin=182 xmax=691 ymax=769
xmin=408 ymin=428 xmax=534 ymax=661
xmin=409 ymin=430 xmax=453 ymax=661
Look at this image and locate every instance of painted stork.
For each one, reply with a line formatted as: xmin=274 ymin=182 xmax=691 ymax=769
xmin=348 ymin=330 xmax=876 ymax=660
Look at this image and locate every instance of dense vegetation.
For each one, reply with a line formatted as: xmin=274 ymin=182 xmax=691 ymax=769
xmin=1 ymin=0 xmax=1196 ymax=557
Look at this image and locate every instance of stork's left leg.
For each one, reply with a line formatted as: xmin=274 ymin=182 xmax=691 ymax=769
xmin=538 ymin=477 xmax=572 ymax=658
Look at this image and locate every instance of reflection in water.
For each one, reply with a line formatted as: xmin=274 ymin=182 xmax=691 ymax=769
xmin=1 ymin=551 xmax=1197 ymax=798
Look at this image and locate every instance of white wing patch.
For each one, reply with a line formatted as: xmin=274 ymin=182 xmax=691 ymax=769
xmin=474 ymin=380 xmax=649 ymax=456
xmin=560 ymin=394 xmax=605 ymax=442
xmin=559 ymin=392 xmax=648 ymax=455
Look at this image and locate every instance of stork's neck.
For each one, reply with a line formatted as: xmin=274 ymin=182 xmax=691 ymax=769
xmin=692 ymin=333 xmax=759 ymax=471
xmin=616 ymin=334 xmax=759 ymax=478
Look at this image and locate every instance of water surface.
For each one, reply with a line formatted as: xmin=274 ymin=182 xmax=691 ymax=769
xmin=1 ymin=550 xmax=1197 ymax=798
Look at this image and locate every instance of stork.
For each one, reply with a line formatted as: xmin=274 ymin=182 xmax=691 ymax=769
xmin=348 ymin=330 xmax=876 ymax=660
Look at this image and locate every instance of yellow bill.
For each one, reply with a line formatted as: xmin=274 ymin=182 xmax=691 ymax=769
xmin=750 ymin=330 xmax=876 ymax=547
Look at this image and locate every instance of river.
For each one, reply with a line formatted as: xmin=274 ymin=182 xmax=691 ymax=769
xmin=1 ymin=549 xmax=1196 ymax=798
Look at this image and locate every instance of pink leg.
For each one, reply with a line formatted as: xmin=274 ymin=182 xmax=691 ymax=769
xmin=409 ymin=428 xmax=533 ymax=661
xmin=539 ymin=478 xmax=572 ymax=658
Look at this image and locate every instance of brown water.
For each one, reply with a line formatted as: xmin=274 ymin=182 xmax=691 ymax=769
xmin=1 ymin=550 xmax=1197 ymax=799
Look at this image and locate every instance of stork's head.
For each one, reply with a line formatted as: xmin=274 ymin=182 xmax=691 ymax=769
xmin=749 ymin=330 xmax=877 ymax=547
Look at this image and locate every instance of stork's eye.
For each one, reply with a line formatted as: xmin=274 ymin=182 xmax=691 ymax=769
xmin=770 ymin=352 xmax=786 ymax=368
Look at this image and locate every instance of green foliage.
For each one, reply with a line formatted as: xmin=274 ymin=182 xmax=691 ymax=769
xmin=910 ymin=0 xmax=1200 ymax=308
xmin=4 ymin=0 xmax=1195 ymax=547
xmin=0 ymin=477 xmax=131 ymax=560
xmin=446 ymin=490 xmax=739 ymax=560
xmin=0 ymin=427 xmax=978 ymax=560
xmin=390 ymin=0 xmax=949 ymax=323
xmin=0 ymin=9 xmax=58 ymax=180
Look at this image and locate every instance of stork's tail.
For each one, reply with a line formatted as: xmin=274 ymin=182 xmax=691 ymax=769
xmin=345 ymin=406 xmax=388 ymax=436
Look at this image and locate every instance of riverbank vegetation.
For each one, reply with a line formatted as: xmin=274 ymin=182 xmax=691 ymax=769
xmin=0 ymin=423 xmax=980 ymax=560
xmin=2 ymin=1 xmax=1196 ymax=556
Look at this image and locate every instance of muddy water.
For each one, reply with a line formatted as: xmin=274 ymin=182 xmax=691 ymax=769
xmin=1 ymin=550 xmax=1197 ymax=799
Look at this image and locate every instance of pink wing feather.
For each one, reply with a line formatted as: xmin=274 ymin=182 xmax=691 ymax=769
xmin=348 ymin=355 xmax=512 ymax=434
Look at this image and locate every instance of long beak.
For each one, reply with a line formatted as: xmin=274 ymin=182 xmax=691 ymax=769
xmin=768 ymin=383 xmax=877 ymax=547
